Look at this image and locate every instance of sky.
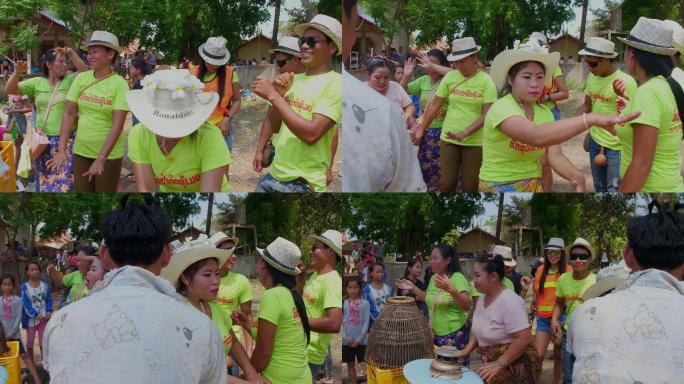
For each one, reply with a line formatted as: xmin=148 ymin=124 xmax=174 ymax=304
xmin=257 ymin=0 xmax=302 ymax=38
xmin=566 ymin=0 xmax=603 ymax=37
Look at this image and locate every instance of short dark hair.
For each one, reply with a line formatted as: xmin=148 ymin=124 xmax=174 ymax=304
xmin=130 ymin=56 xmax=150 ymax=75
xmin=78 ymin=245 xmax=98 ymax=256
xmin=0 ymin=274 xmax=16 ymax=288
xmin=475 ymin=254 xmax=505 ymax=281
xmin=427 ymin=49 xmax=449 ymax=67
xmin=41 ymin=49 xmax=65 ymax=80
xmin=367 ymin=56 xmax=391 ymax=74
xmin=370 ymin=262 xmax=385 ymax=273
xmin=626 ymin=201 xmax=684 ymax=270
xmin=101 ymin=196 xmax=172 ymax=267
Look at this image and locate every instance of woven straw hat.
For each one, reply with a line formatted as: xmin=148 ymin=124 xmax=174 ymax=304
xmin=583 ymin=261 xmax=631 ymax=300
xmin=491 ymin=245 xmax=516 ymax=267
xmin=309 ymin=229 xmax=342 ymax=257
xmin=161 ymin=235 xmax=232 ymax=285
xmin=544 ymin=237 xmax=566 ymax=251
xmin=258 ymin=237 xmax=302 ymax=276
xmin=198 ymin=36 xmax=230 ymax=66
xmin=617 ymin=17 xmax=677 ymax=56
xmin=663 ymin=19 xmax=684 ymax=54
xmin=490 ymin=39 xmax=560 ymax=92
xmin=447 ymin=37 xmax=481 ymax=62
xmin=87 ymin=31 xmax=122 ymax=53
xmin=208 ymin=231 xmax=239 ymax=248
xmin=579 ymin=37 xmax=619 ymax=58
xmin=294 ymin=14 xmax=342 ymax=55
xmin=568 ymin=237 xmax=594 ymax=259
xmin=269 ymin=36 xmax=301 ymax=57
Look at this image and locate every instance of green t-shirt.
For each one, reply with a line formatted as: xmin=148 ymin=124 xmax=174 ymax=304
xmin=269 ymin=71 xmax=342 ymax=192
xmin=257 ymin=286 xmax=312 ymax=384
xmin=303 ymin=270 xmax=342 ymax=365
xmin=555 ymin=271 xmax=596 ymax=330
xmin=469 ymin=277 xmax=514 ymax=297
xmin=424 ymin=272 xmax=470 ymax=336
xmin=207 ymin=301 xmax=234 ymax=356
xmin=63 ymin=270 xmax=87 ymax=303
xmin=408 ymin=75 xmax=446 ymax=129
xmin=618 ymin=76 xmax=684 ymax=192
xmin=584 ymin=69 xmax=637 ymax=150
xmin=128 ymin=122 xmax=231 ymax=192
xmin=216 ymin=272 xmax=253 ymax=339
xmin=435 ymin=70 xmax=497 ymax=146
xmin=19 ymin=75 xmax=75 ymax=136
xmin=544 ymin=66 xmax=563 ymax=111
xmin=65 ymin=70 xmax=130 ymax=159
xmin=479 ymin=94 xmax=554 ymax=182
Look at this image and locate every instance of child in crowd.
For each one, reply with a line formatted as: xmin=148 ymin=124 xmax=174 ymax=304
xmin=20 ymin=262 xmax=52 ymax=363
xmin=343 ymin=277 xmax=369 ymax=384
xmin=362 ymin=262 xmax=392 ymax=328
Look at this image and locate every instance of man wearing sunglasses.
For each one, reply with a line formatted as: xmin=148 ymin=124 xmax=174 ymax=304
xmin=252 ymin=14 xmax=342 ymax=192
xmin=576 ymin=37 xmax=637 ymax=193
xmin=551 ymin=237 xmax=596 ymax=383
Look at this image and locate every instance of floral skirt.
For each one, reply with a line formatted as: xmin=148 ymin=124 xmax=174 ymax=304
xmin=35 ymin=134 xmax=75 ymax=193
xmin=417 ymin=127 xmax=441 ymax=192
xmin=478 ymin=178 xmax=542 ymax=193
xmin=478 ymin=343 xmax=540 ymax=384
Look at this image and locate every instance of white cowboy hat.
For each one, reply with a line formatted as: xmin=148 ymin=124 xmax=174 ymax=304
xmin=269 ymin=36 xmax=301 ymax=57
xmin=208 ymin=231 xmax=239 ymax=248
xmin=87 ymin=30 xmax=122 ymax=53
xmin=491 ymin=245 xmax=516 ymax=267
xmin=447 ymin=37 xmax=481 ymax=62
xmin=309 ymin=229 xmax=342 ymax=257
xmin=294 ymin=14 xmax=342 ymax=55
xmin=544 ymin=237 xmax=566 ymax=251
xmin=568 ymin=237 xmax=594 ymax=259
xmin=617 ymin=17 xmax=677 ymax=56
xmin=198 ymin=36 xmax=231 ymax=66
xmin=125 ymin=69 xmax=218 ymax=138
xmin=258 ymin=237 xmax=302 ymax=276
xmin=578 ymin=37 xmax=619 ymax=58
xmin=583 ymin=261 xmax=631 ymax=300
xmin=663 ymin=19 xmax=684 ymax=54
xmin=161 ymin=235 xmax=232 ymax=285
xmin=529 ymin=32 xmax=548 ymax=46
xmin=490 ymin=39 xmax=560 ymax=92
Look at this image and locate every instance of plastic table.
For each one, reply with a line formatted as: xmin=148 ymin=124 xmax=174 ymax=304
xmin=403 ymin=359 xmax=484 ymax=384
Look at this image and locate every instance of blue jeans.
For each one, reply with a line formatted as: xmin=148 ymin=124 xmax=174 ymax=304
xmin=309 ymin=363 xmax=323 ymax=383
xmin=561 ymin=333 xmax=575 ymax=384
xmin=588 ymin=135 xmax=621 ymax=192
xmin=226 ymin=119 xmax=233 ymax=150
xmin=551 ymin=107 xmax=561 ymax=121
xmin=324 ymin=345 xmax=332 ymax=379
xmin=255 ymin=173 xmax=313 ymax=192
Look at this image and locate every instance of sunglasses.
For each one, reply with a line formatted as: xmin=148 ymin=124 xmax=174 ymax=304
xmin=276 ymin=57 xmax=293 ymax=68
xmin=298 ymin=36 xmax=327 ymax=48
xmin=569 ymin=253 xmax=591 ymax=261
xmin=312 ymin=243 xmax=329 ymax=252
xmin=585 ymin=60 xmax=599 ymax=68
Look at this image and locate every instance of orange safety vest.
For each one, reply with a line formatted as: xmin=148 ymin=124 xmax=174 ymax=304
xmin=190 ymin=65 xmax=235 ymax=126
xmin=533 ymin=264 xmax=572 ymax=318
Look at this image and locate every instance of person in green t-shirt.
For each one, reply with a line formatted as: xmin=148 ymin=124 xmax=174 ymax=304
xmin=418 ymin=37 xmax=497 ymax=193
xmin=576 ymin=37 xmax=638 ymax=192
xmin=303 ymin=230 xmax=343 ymax=381
xmin=479 ymin=40 xmax=640 ymax=193
xmin=613 ymin=18 xmax=684 ymax=192
xmin=551 ymin=237 xmax=596 ymax=384
xmin=400 ymin=49 xmax=450 ymax=192
xmin=4 ymin=48 xmax=88 ymax=192
xmin=126 ymin=69 xmax=231 ymax=192
xmin=47 ymin=31 xmax=130 ymax=192
xmin=47 ymin=245 xmax=97 ymax=305
xmin=253 ymin=14 xmax=342 ymax=192
xmin=160 ymin=239 xmax=266 ymax=384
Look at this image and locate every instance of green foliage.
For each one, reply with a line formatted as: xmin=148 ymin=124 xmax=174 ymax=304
xmin=441 ymin=229 xmax=460 ymax=249
xmin=621 ymin=0 xmax=678 ymax=31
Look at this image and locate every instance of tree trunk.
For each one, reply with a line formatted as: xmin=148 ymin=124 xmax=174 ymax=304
xmin=270 ymin=0 xmax=282 ymax=62
xmin=495 ymin=193 xmax=504 ymax=241
xmin=579 ymin=0 xmax=589 ymax=44
xmin=205 ymin=193 xmax=214 ymax=235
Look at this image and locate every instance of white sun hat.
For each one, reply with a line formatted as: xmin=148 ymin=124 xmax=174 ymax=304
xmin=529 ymin=32 xmax=548 ymax=46
xmin=583 ymin=260 xmax=631 ymax=300
xmin=545 ymin=237 xmax=566 ymax=252
xmin=208 ymin=231 xmax=239 ymax=248
xmin=447 ymin=37 xmax=481 ymax=62
xmin=269 ymin=36 xmax=301 ymax=57
xmin=125 ymin=69 xmax=218 ymax=138
xmin=294 ymin=14 xmax=342 ymax=55
xmin=617 ymin=17 xmax=677 ymax=56
xmin=578 ymin=37 xmax=619 ymax=58
xmin=198 ymin=36 xmax=231 ymax=66
xmin=491 ymin=245 xmax=516 ymax=267
xmin=308 ymin=229 xmax=342 ymax=257
xmin=258 ymin=237 xmax=303 ymax=276
xmin=663 ymin=19 xmax=684 ymax=54
xmin=87 ymin=30 xmax=122 ymax=53
xmin=490 ymin=38 xmax=560 ymax=92
xmin=161 ymin=235 xmax=232 ymax=285
xmin=568 ymin=237 xmax=594 ymax=259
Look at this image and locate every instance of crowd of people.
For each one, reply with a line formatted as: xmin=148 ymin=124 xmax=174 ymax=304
xmin=3 ymin=13 xmax=342 ymax=193
xmin=343 ymin=0 xmax=684 ymax=193
xmin=342 ymin=201 xmax=684 ymax=383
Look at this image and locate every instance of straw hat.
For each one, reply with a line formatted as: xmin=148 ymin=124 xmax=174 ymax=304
xmin=491 ymin=245 xmax=516 ymax=267
xmin=617 ymin=17 xmax=677 ymax=56
xmin=583 ymin=261 xmax=631 ymax=300
xmin=87 ymin=31 xmax=122 ymax=53
xmin=125 ymin=69 xmax=218 ymax=138
xmin=208 ymin=231 xmax=239 ymax=248
xmin=258 ymin=237 xmax=302 ymax=276
xmin=294 ymin=14 xmax=342 ymax=55
xmin=545 ymin=237 xmax=566 ymax=252
xmin=529 ymin=32 xmax=548 ymax=46
xmin=161 ymin=235 xmax=232 ymax=285
xmin=663 ymin=19 xmax=684 ymax=54
xmin=309 ymin=229 xmax=342 ymax=257
xmin=578 ymin=37 xmax=619 ymax=58
xmin=490 ymin=39 xmax=560 ymax=92
xmin=269 ymin=36 xmax=301 ymax=57
xmin=198 ymin=36 xmax=230 ymax=66
xmin=568 ymin=237 xmax=593 ymax=259
xmin=447 ymin=37 xmax=481 ymax=62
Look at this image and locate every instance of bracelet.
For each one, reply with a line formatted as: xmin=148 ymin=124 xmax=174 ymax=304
xmin=582 ymin=112 xmax=589 ymax=131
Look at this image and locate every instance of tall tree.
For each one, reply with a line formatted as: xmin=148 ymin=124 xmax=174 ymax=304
xmin=205 ymin=193 xmax=214 ymax=235
xmin=269 ymin=0 xmax=282 ymax=60
xmin=576 ymin=0 xmax=589 ymax=44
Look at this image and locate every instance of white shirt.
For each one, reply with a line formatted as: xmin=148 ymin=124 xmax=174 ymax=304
xmin=342 ymin=69 xmax=426 ymax=192
xmin=568 ymin=269 xmax=684 ymax=384
xmin=44 ymin=266 xmax=227 ymax=384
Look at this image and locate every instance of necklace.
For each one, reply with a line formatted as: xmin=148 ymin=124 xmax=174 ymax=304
xmin=157 ymin=136 xmax=174 ymax=160
xmin=513 ymin=95 xmax=534 ymax=121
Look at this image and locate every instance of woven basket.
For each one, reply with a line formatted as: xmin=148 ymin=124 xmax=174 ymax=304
xmin=366 ymin=296 xmax=434 ymax=368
